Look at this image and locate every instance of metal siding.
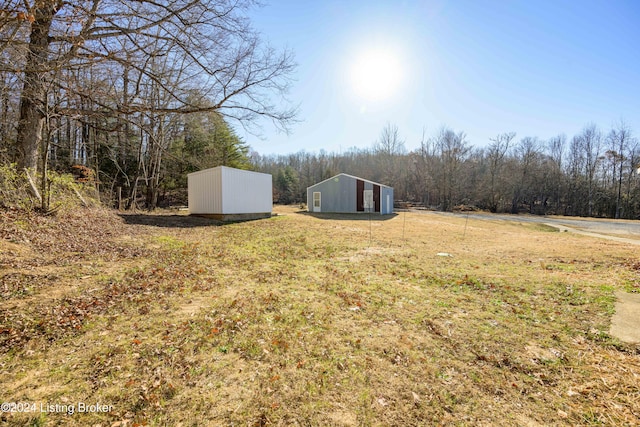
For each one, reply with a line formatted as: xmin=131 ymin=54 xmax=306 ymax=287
xmin=307 ymin=187 xmax=315 ymax=212
xmin=312 ymin=179 xmax=333 ymax=211
xmin=306 ymin=173 xmax=394 ymax=214
xmin=308 ymin=174 xmax=356 ymax=213
xmin=188 ymin=167 xmax=222 ymax=214
xmin=381 ymin=187 xmax=394 ymax=214
xmin=338 ymin=175 xmax=356 ymax=212
xmin=346 ymin=177 xmax=357 ymax=212
xmin=188 ymin=166 xmax=271 ymax=214
xmin=220 ymin=166 xmax=272 ymax=214
xmin=212 ymin=167 xmax=223 ymax=213
xmin=187 ymin=175 xmax=196 ymax=213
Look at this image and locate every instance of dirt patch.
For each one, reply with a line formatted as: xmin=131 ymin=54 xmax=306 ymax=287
xmin=610 ymin=291 xmax=640 ymax=343
xmin=524 ymin=342 xmax=565 ymax=363
xmin=340 ymin=246 xmax=399 ymax=262
xmin=177 ymin=295 xmax=215 ymax=317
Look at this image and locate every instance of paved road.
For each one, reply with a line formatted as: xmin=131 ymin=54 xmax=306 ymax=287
xmin=426 ymin=211 xmax=640 ymax=243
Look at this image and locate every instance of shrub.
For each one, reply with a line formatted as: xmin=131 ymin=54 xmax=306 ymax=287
xmin=0 ymin=164 xmax=100 ymax=212
xmin=0 ymin=163 xmax=36 ymax=210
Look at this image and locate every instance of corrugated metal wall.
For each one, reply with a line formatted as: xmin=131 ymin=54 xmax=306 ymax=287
xmin=307 ymin=174 xmax=357 ymax=213
xmin=220 ymin=167 xmax=272 ymax=214
xmin=381 ymin=187 xmax=394 ymax=214
xmin=188 ymin=167 xmax=222 ymax=214
xmin=188 ymin=166 xmax=272 ymax=214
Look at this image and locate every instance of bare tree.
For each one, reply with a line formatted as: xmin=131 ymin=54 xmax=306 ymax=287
xmin=2 ymin=0 xmax=297 ymax=172
xmin=485 ymin=132 xmax=515 ymax=212
xmin=607 ymin=120 xmax=632 ymax=218
xmin=12 ymin=1 xmax=63 ymax=171
xmin=547 ymin=134 xmax=566 ymax=213
xmin=510 ymin=137 xmax=541 ymax=214
xmin=374 ymin=122 xmax=406 ymax=193
xmin=581 ymin=124 xmax=602 ymax=216
xmin=430 ymin=127 xmax=470 ymax=211
xmin=0 ymin=71 xmax=19 ymax=160
xmin=410 ymin=127 xmax=437 ymax=205
xmin=625 ymin=142 xmax=639 ymax=217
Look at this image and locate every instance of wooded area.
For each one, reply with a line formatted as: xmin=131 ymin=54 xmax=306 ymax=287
xmin=0 ymin=0 xmax=294 ymax=210
xmin=264 ymin=122 xmax=640 ymax=219
xmin=1 ymin=2 xmax=639 ymax=218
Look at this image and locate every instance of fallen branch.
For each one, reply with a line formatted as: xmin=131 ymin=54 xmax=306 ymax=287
xmin=23 ymin=168 xmax=41 ymax=203
xmin=73 ymin=186 xmax=89 ymax=207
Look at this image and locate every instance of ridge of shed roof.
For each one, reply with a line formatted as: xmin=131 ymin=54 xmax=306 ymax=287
xmin=307 ymin=173 xmax=392 ymax=190
xmin=187 ymin=165 xmax=271 ymax=178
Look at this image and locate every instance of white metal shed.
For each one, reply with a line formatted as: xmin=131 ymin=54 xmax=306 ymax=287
xmin=188 ymin=166 xmax=272 ymax=221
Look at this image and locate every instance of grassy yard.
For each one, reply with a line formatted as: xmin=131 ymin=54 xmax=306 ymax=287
xmin=1 ymin=206 xmax=639 ymax=426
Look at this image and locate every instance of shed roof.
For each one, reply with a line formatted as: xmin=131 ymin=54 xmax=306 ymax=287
xmin=187 ymin=165 xmax=271 ymax=179
xmin=307 ymin=173 xmax=392 ymax=190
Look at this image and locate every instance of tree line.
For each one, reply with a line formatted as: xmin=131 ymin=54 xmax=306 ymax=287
xmin=262 ymin=122 xmax=640 ymax=219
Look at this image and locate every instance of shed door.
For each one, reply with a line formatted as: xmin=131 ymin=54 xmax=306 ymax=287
xmin=356 ymin=179 xmax=364 ymax=212
xmin=313 ymin=192 xmax=321 ymax=212
xmin=373 ymin=184 xmax=381 ymax=213
xmin=363 ymin=190 xmax=374 ymax=211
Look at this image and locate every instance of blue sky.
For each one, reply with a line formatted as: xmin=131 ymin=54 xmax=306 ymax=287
xmin=242 ymin=0 xmax=640 ymax=155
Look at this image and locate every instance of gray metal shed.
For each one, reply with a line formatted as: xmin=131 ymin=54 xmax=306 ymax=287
xmin=306 ymin=173 xmax=394 ymax=214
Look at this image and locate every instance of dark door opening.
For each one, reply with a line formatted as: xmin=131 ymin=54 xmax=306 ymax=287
xmin=373 ymin=184 xmax=381 ymax=213
xmin=356 ymin=179 xmax=364 ymax=211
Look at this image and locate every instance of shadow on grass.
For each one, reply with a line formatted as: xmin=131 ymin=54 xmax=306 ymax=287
xmin=296 ymin=210 xmax=399 ymax=221
xmin=118 ymin=213 xmax=223 ymax=228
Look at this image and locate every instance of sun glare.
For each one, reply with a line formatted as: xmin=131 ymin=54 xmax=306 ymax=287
xmin=349 ymin=47 xmax=403 ymax=103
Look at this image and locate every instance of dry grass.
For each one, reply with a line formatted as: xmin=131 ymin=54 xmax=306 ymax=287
xmin=1 ymin=206 xmax=639 ymax=426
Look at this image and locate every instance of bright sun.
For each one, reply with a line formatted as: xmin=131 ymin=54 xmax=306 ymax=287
xmin=349 ymin=47 xmax=403 ymax=103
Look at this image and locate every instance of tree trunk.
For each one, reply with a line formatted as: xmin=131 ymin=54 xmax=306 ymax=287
xmin=16 ymin=91 xmax=45 ymax=171
xmin=14 ymin=3 xmax=61 ymax=171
